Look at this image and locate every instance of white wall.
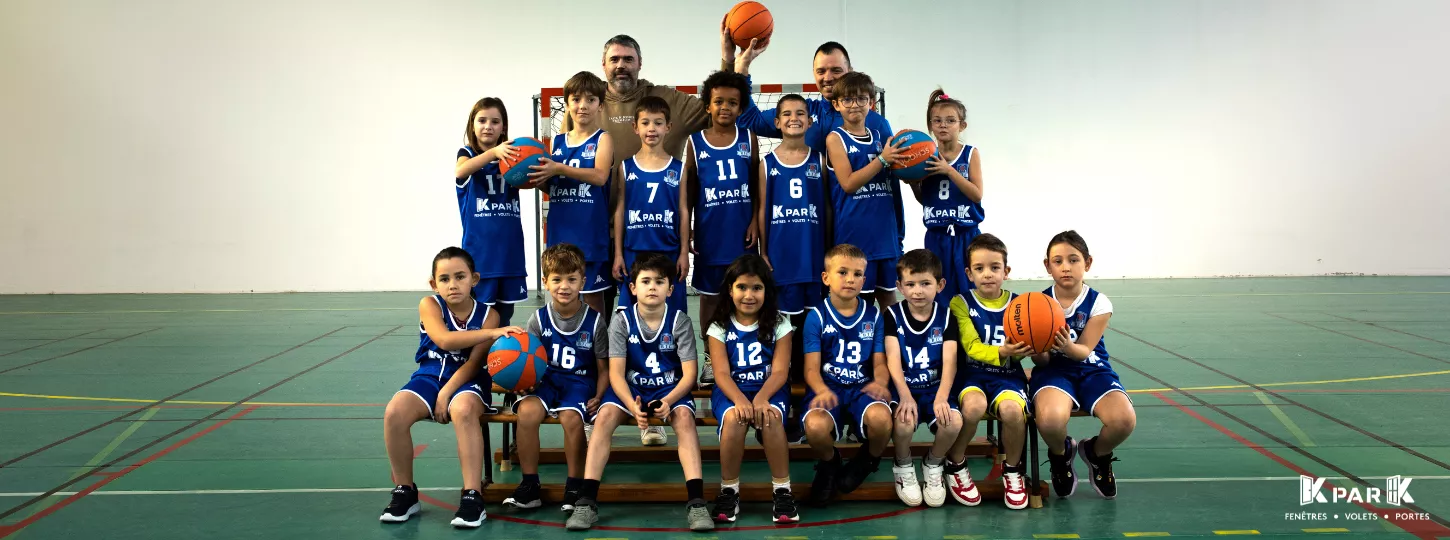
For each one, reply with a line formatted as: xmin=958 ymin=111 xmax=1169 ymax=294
xmin=2 ymin=0 xmax=1447 ymax=293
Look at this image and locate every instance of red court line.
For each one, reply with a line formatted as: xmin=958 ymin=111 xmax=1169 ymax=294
xmin=418 ymin=492 xmax=926 ymax=532
xmin=0 ymin=406 xmax=258 ymax=538
xmin=1153 ymin=392 xmax=1450 ymax=540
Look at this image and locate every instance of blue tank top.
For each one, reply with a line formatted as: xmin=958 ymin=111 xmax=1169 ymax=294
xmin=536 ymin=304 xmax=601 ymax=381
xmin=809 ymin=299 xmax=882 ymax=387
xmin=1045 ymin=286 xmax=1113 ymax=371
xmin=690 ymin=128 xmax=755 ymax=265
xmin=624 ymin=306 xmax=685 ymax=391
xmin=763 ymin=150 xmax=826 ymax=285
xmin=827 ymin=127 xmax=896 ymax=260
xmin=621 ymin=157 xmax=684 ymax=252
xmin=956 ymin=291 xmax=1026 ymax=377
xmin=887 ymin=303 xmax=953 ymax=391
xmin=546 ymin=130 xmax=610 ymax=262
xmin=718 ymin=316 xmax=779 ymax=392
xmin=920 ymin=145 xmax=985 ymax=231
xmin=414 ymin=295 xmax=491 ymax=381
xmin=456 ymin=147 xmax=525 ymax=278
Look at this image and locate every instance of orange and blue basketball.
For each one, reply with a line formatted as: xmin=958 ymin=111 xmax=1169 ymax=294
xmin=889 ymin=129 xmax=938 ymax=181
xmin=500 ymin=137 xmax=549 ymax=188
xmin=487 ymin=332 xmax=548 ymax=392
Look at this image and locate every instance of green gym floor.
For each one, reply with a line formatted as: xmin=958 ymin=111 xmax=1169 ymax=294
xmin=2 ymin=277 xmax=1449 ymax=539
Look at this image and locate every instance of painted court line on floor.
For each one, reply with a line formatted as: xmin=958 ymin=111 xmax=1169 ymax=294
xmin=0 ymin=329 xmax=106 ymax=357
xmin=1322 ymin=313 xmax=1450 ymax=347
xmin=1253 ymin=391 xmax=1315 ymax=447
xmin=0 ymin=327 xmax=160 ymax=376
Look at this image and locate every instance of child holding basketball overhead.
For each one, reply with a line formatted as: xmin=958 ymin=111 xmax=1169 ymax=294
xmin=566 ymin=253 xmax=714 ymax=532
xmin=503 ymin=243 xmax=609 ymax=512
xmin=915 ymin=89 xmax=985 ymax=304
xmin=884 ymin=249 xmax=962 ymax=508
xmin=381 ymin=247 xmax=523 ymax=528
xmin=613 ymin=96 xmax=689 ymax=316
xmin=824 ymin=72 xmax=905 ymax=310
xmin=800 ymin=244 xmax=893 ymax=507
xmin=758 ymin=93 xmax=827 ymax=439
xmin=686 ymin=70 xmax=760 ymax=388
xmin=705 ymin=254 xmax=799 ymax=524
xmin=529 ymin=72 xmax=616 ymax=315
xmin=1032 ymin=230 xmax=1136 ymax=500
xmin=947 ymin=233 xmax=1034 ymax=509
xmin=453 ymin=98 xmax=527 ymax=325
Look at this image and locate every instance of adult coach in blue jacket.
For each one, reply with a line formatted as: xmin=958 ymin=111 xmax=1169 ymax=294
xmin=727 ymin=39 xmax=907 ymax=255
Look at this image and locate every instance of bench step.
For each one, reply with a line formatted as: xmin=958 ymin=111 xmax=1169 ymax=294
xmin=484 ymin=479 xmax=1047 ymax=505
xmin=493 ymin=439 xmax=998 ymax=465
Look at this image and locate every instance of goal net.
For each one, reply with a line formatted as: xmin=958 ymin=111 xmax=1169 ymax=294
xmin=531 ymin=84 xmax=887 ymax=295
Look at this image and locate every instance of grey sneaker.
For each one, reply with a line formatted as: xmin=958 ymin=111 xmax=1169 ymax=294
xmin=699 ymin=352 xmax=716 ymax=387
xmin=686 ymin=499 xmax=715 ymax=531
xmin=565 ymin=500 xmax=598 ymax=530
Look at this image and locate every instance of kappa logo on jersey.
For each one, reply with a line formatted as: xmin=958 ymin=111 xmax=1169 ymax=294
xmin=577 ymin=331 xmax=593 ymax=349
xmin=769 ymin=167 xmax=780 ymax=176
xmin=929 ymin=327 xmax=944 ymax=345
xmin=698 ymin=150 xmax=711 ymax=160
xmin=806 ymin=163 xmax=821 ymax=178
xmin=553 ymin=148 xmax=563 ymax=156
xmin=627 ymin=209 xmax=675 ymax=225
xmin=969 ymin=308 xmax=980 ymax=318
xmin=705 ymin=186 xmax=747 ymax=203
xmin=736 ymin=142 xmax=750 ymax=157
xmin=847 ymin=146 xmax=860 ymax=154
xmin=582 ymin=143 xmax=597 ymax=159
xmin=476 ymin=197 xmax=521 ymax=214
xmin=593 ymin=274 xmax=605 ymax=284
xmin=727 ymin=331 xmax=738 ymax=340
xmin=519 ymin=285 xmax=527 ymax=294
xmin=660 ymin=332 xmax=675 ymax=351
xmin=823 ymin=324 xmax=836 ymax=335
xmin=663 ymin=169 xmax=680 ymax=187
xmin=772 ymin=204 xmax=818 ymax=219
xmin=627 ymin=172 xmax=639 ymax=181
xmin=628 ymin=334 xmax=640 ymax=344
xmin=542 ymin=328 xmax=553 ymax=337
xmin=860 ymin=321 xmax=875 ymax=340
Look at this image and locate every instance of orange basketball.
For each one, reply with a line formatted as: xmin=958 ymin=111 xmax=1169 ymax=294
xmin=726 ymin=1 xmax=773 ymax=49
xmin=1005 ymin=292 xmax=1067 ymax=353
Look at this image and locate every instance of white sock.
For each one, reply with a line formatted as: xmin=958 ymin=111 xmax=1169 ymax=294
xmin=771 ymin=479 xmax=790 ymax=492
xmin=722 ymin=480 xmax=740 ymax=492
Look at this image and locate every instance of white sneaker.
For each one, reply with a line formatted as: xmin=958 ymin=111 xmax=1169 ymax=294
xmin=642 ymin=425 xmax=667 ymax=446
xmin=1003 ymin=469 xmax=1029 ymax=510
xmin=922 ymin=462 xmax=947 ymax=507
xmin=946 ymin=462 xmax=982 ymax=506
xmin=699 ymin=353 xmax=715 ymax=386
xmin=891 ymin=461 xmax=922 ymax=506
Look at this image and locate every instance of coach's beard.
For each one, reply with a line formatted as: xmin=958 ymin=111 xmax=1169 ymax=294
xmin=610 ymin=71 xmax=637 ymax=94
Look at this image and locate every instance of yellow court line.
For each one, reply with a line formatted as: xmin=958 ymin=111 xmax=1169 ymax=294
xmin=1213 ymin=531 xmax=1260 ymax=536
xmin=1302 ymin=528 xmax=1349 ymax=533
xmin=1128 ymin=369 xmax=1450 ymax=393
xmin=1123 ymin=534 xmax=1171 ymax=538
xmin=1255 ymin=392 xmax=1316 ymax=447
xmin=1034 ymin=535 xmax=1081 ymax=539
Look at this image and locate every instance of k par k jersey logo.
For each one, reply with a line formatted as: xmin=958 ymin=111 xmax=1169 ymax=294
xmin=1300 ymin=475 xmax=1414 ymax=506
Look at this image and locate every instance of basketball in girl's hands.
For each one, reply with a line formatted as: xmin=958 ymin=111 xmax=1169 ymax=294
xmin=1006 ymin=292 xmax=1067 ymax=353
xmin=499 ymin=137 xmax=548 ymax=188
xmin=487 ymin=332 xmax=549 ymax=392
xmin=726 ymin=1 xmax=773 ymax=49
xmin=888 ymin=129 xmax=939 ymax=181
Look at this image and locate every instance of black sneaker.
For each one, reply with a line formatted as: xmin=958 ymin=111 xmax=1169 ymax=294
xmin=450 ymin=489 xmax=486 ymax=528
xmin=560 ymin=489 xmax=581 ymax=512
xmin=503 ymin=481 xmax=542 ymax=509
xmin=379 ymin=484 xmax=420 ymax=522
xmin=1046 ymin=436 xmax=1078 ymax=498
xmin=712 ymin=487 xmax=741 ymax=523
xmin=1079 ymin=436 xmax=1119 ymax=499
xmin=771 ymin=487 xmax=800 ymax=523
xmin=808 ymin=456 xmax=841 ymax=507
xmin=835 ymin=454 xmax=881 ymax=494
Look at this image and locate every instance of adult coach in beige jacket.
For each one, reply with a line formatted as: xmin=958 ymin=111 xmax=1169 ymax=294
xmin=563 ymin=34 xmax=735 ymax=163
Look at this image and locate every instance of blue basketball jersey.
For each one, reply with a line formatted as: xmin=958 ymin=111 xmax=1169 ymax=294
xmin=827 ymin=127 xmax=897 ymax=260
xmin=806 ymin=299 xmax=884 ymax=387
xmin=1045 ymin=286 xmax=1113 ymax=370
xmin=957 ymin=291 xmax=1026 ymax=377
xmin=546 ymin=130 xmax=610 ymax=262
xmin=887 ymin=302 xmax=953 ymax=391
xmin=920 ymin=145 xmax=985 ymax=231
xmin=414 ymin=295 xmax=491 ymax=380
xmin=763 ymin=150 xmax=826 ymax=285
xmin=689 ymin=128 xmax=755 ymax=265
xmin=718 ymin=316 xmax=778 ymax=392
xmin=536 ymin=304 xmax=601 ymax=381
xmin=621 ymin=157 xmax=684 ymax=252
xmin=624 ymin=306 xmax=685 ymax=391
xmin=457 ymin=146 xmax=525 ymax=278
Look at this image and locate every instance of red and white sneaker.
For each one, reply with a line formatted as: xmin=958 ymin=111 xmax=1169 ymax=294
xmin=944 ymin=461 xmax=981 ymax=506
xmin=1002 ymin=467 xmax=1029 ymax=510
